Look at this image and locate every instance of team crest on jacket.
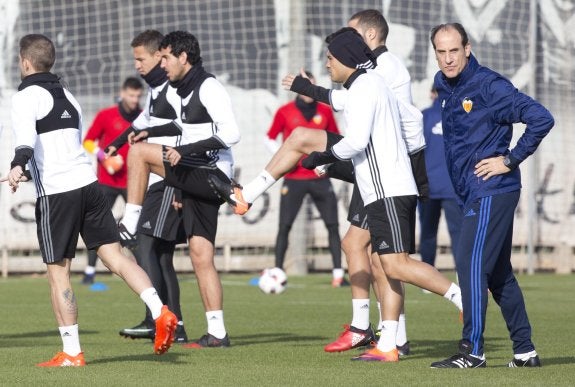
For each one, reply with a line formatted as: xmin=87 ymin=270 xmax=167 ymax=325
xmin=462 ymin=98 xmax=473 ymax=113
xmin=312 ymin=114 xmax=323 ymax=125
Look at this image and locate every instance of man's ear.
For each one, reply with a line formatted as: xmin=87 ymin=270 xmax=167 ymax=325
xmin=178 ymin=52 xmax=188 ymax=65
xmin=366 ymin=27 xmax=377 ymax=42
xmin=21 ymin=57 xmax=32 ymax=73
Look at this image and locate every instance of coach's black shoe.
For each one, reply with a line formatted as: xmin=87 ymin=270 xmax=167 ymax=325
xmin=431 ymin=340 xmax=486 ymax=368
xmin=508 ymin=354 xmax=541 ymax=367
xmin=119 ymin=321 xmax=155 ymax=340
xmin=184 ymin=333 xmax=230 ymax=348
xmin=118 ymin=222 xmax=138 ymax=250
xmin=207 ymin=175 xmax=251 ymax=215
xmin=174 ymin=324 xmax=189 ymax=343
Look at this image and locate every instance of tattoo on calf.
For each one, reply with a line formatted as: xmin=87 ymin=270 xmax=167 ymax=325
xmin=63 ymin=288 xmax=78 ymax=314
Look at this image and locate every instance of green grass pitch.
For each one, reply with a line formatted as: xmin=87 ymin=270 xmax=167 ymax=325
xmin=0 ymin=272 xmax=573 ymax=386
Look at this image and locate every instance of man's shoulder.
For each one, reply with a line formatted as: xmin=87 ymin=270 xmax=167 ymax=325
xmin=100 ymin=104 xmax=120 ymax=113
xmin=13 ymin=83 xmax=46 ymax=99
xmin=199 ymin=75 xmax=222 ymax=88
xmin=474 ymin=64 xmax=500 ymax=78
xmin=378 ymin=51 xmax=408 ymax=69
xmin=376 ymin=51 xmax=410 ymax=78
xmin=466 ymin=66 xmax=512 ymax=97
xmin=316 ymin=101 xmax=333 ymax=114
xmin=356 ymin=71 xmax=390 ymax=92
xmin=275 ymin=100 xmax=297 ymax=115
xmin=93 ymin=105 xmax=119 ymax=118
xmin=12 ymin=84 xmax=51 ymax=111
xmin=197 ymin=76 xmax=228 ymax=99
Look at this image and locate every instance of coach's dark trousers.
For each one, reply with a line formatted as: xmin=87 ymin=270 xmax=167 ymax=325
xmin=455 ymin=190 xmax=535 ymax=356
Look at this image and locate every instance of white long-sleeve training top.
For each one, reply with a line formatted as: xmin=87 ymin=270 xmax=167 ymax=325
xmin=177 ymin=77 xmax=241 ymax=178
xmin=12 ymin=82 xmax=96 ymax=197
xmin=331 ymin=50 xmax=425 ymax=155
xmin=331 ymin=71 xmax=418 ymax=205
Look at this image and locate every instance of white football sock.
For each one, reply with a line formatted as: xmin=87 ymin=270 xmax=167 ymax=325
xmin=206 ymin=310 xmax=226 ymax=339
xmin=59 ymin=324 xmax=81 ymax=356
xmin=350 ymin=299 xmax=370 ymax=330
xmin=376 ymin=320 xmax=398 ymax=352
xmin=396 ymin=313 xmax=407 ymax=346
xmin=84 ymin=265 xmax=95 ymax=275
xmin=139 ymin=287 xmax=163 ymax=319
xmin=376 ymin=302 xmax=383 ymax=330
xmin=332 ymin=268 xmax=344 ymax=279
xmin=121 ymin=203 xmax=142 ymax=234
xmin=443 ymin=282 xmax=463 ymax=311
xmin=241 ymin=170 xmax=276 ymax=203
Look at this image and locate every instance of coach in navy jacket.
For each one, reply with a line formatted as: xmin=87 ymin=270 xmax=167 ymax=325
xmin=435 ymin=53 xmax=553 ymax=210
xmin=429 ymin=23 xmax=553 ymax=369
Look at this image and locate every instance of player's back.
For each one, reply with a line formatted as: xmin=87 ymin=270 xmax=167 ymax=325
xmin=374 ymin=51 xmax=412 ymax=103
xmin=12 ymin=82 xmax=95 ymax=197
xmin=374 ymin=51 xmax=424 ymax=154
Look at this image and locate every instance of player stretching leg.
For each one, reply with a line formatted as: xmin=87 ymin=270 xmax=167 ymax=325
xmin=117 ymin=31 xmax=241 ymax=348
xmin=2 ymin=34 xmax=177 ymax=366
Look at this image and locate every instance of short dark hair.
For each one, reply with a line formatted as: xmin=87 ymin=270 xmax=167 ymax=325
xmin=131 ymin=29 xmax=164 ymax=54
xmin=159 ymin=31 xmax=201 ymax=65
xmin=349 ymin=9 xmax=389 ymax=43
xmin=19 ymin=34 xmax=55 ymax=72
xmin=430 ymin=23 xmax=469 ymax=49
xmin=122 ymin=76 xmax=143 ymax=90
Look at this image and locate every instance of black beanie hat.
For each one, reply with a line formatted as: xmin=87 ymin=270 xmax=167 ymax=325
xmin=326 ymin=27 xmax=376 ymax=70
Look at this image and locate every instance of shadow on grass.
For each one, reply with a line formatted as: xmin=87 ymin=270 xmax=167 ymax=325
xmin=398 ymin=336 xmax=509 ymax=360
xmin=0 ymin=329 xmax=100 ymax=348
xmin=229 ymin=332 xmax=328 ymax=347
xmin=536 ymin=356 xmax=575 ymax=366
xmin=486 ymin=356 xmax=575 ymax=368
xmin=87 ymin=352 xmax=186 ymax=365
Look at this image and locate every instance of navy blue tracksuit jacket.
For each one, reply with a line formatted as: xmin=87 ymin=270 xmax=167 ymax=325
xmin=434 ymin=54 xmax=554 ymax=356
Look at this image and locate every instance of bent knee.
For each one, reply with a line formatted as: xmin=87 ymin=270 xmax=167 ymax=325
xmin=380 ymin=254 xmax=405 ymax=280
xmin=341 ymin=235 xmax=362 ymax=255
xmin=288 ymin=127 xmax=326 ymax=152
